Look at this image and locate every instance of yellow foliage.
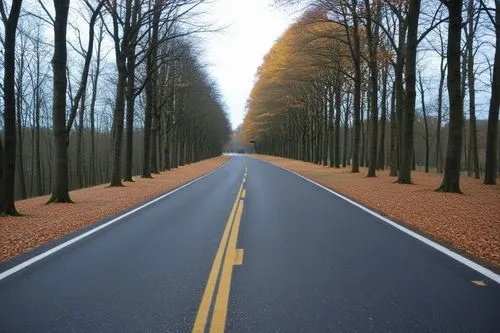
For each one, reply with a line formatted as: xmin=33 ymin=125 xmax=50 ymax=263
xmin=242 ymin=9 xmax=353 ymax=143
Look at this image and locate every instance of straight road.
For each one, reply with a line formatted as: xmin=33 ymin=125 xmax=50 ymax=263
xmin=0 ymin=155 xmax=499 ymax=332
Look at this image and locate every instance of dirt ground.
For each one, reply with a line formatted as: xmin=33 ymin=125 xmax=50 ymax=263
xmin=0 ymin=156 xmax=228 ymax=262
xmin=256 ymin=155 xmax=500 ymax=271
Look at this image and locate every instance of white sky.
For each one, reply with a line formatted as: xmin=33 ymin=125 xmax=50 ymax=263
xmin=201 ymin=0 xmax=296 ymax=129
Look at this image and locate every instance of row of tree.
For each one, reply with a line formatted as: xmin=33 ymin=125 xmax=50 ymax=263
xmin=0 ymin=0 xmax=231 ymax=215
xmin=243 ymin=0 xmax=499 ymax=192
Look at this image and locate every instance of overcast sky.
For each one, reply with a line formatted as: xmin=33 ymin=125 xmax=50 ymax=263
xmin=202 ymin=0 xmax=296 ymax=129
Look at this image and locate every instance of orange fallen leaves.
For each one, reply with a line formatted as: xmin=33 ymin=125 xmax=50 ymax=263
xmin=0 ymin=156 xmax=229 ymax=263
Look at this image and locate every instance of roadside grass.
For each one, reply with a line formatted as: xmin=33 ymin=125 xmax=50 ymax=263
xmin=0 ymin=156 xmax=229 ymax=262
xmin=255 ymin=154 xmax=500 ymax=271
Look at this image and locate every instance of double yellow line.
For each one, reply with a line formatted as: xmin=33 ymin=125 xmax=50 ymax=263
xmin=192 ymin=166 xmax=248 ymax=333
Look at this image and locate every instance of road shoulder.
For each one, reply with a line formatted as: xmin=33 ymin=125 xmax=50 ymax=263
xmin=0 ymin=156 xmax=230 ymax=264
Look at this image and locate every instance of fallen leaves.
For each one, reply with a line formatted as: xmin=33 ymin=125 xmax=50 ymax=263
xmin=0 ymin=156 xmax=229 ymax=263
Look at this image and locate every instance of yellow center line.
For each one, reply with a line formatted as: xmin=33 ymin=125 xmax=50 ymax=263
xmin=209 ymin=199 xmax=245 ymax=333
xmin=192 ymin=176 xmax=245 ymax=333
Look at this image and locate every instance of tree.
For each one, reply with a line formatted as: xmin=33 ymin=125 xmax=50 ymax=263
xmin=437 ymin=0 xmax=464 ymax=193
xmin=68 ymin=0 xmax=105 ymax=189
xmin=417 ymin=70 xmax=429 ymax=173
xmin=123 ymin=0 xmax=141 ymax=182
xmin=465 ymin=0 xmax=480 ymax=179
xmin=0 ymin=0 xmax=23 ymax=215
xmin=15 ymin=23 xmax=29 ymax=199
xmin=365 ymin=0 xmax=380 ymax=177
xmin=377 ymin=61 xmax=388 ymax=170
xmin=143 ymin=0 xmax=162 ymax=179
xmin=107 ymin=0 xmax=133 ymax=187
xmin=47 ymin=0 xmax=72 ymax=203
xmin=433 ymin=23 xmax=447 ymax=174
xmin=341 ymin=0 xmax=362 ymax=173
xmin=397 ymin=0 xmax=420 ymax=184
xmin=89 ymin=21 xmax=105 ymax=186
xmin=483 ymin=0 xmax=499 ymax=185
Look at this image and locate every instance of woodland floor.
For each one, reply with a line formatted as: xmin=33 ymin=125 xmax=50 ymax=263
xmin=0 ymin=156 xmax=228 ymax=263
xmin=255 ymin=154 xmax=500 ymax=271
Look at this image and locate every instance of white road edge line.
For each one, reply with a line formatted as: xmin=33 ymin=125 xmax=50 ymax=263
xmin=253 ymin=156 xmax=500 ymax=285
xmin=0 ymin=158 xmax=232 ymax=282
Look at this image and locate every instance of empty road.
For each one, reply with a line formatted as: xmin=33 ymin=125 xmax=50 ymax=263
xmin=0 ymin=155 xmax=499 ymax=332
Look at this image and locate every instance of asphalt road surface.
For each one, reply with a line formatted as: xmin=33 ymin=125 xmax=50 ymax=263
xmin=1 ymin=155 xmax=499 ymax=332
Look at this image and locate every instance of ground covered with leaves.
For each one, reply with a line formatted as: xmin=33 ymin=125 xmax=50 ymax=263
xmin=0 ymin=156 xmax=228 ymax=262
xmin=256 ymin=155 xmax=500 ymax=271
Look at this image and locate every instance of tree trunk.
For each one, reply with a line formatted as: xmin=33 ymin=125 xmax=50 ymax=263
xmin=436 ymin=58 xmax=446 ymax=173
xmin=109 ymin=0 xmax=132 ymax=187
xmin=366 ymin=0 xmax=379 ymax=177
xmin=484 ymin=1 xmax=499 ymax=185
xmin=389 ymin=81 xmax=398 ymax=177
xmin=378 ymin=62 xmax=388 ymax=170
xmin=342 ymin=0 xmax=361 ymax=173
xmin=47 ymin=0 xmax=72 ymax=203
xmin=465 ymin=0 xmax=479 ymax=179
xmin=124 ymin=51 xmax=137 ymax=182
xmin=16 ymin=44 xmax=27 ymax=200
xmin=124 ymin=0 xmax=140 ymax=182
xmin=1 ymin=0 xmax=23 ymax=214
xmin=438 ymin=0 xmax=464 ymax=193
xmin=343 ymin=96 xmax=349 ymax=167
xmin=328 ymin=86 xmax=334 ymax=167
xmin=360 ymin=88 xmax=365 ymax=168
xmin=418 ymin=71 xmax=429 ymax=173
xmin=110 ymin=67 xmax=127 ymax=187
xmin=395 ymin=15 xmax=408 ymax=175
xmin=143 ymin=0 xmax=161 ymax=178
xmin=34 ymin=34 xmax=43 ymax=195
xmin=89 ymin=23 xmax=103 ymax=186
xmin=76 ymin=91 xmax=85 ymax=188
xmin=397 ymin=0 xmax=420 ymax=184
xmin=461 ymin=50 xmax=468 ymax=174
xmin=334 ymin=82 xmax=341 ymax=168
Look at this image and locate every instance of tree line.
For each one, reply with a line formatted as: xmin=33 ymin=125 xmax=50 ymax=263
xmin=0 ymin=0 xmax=231 ymax=215
xmin=243 ymin=0 xmax=499 ymax=192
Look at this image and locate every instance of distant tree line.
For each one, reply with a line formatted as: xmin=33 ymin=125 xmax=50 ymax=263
xmin=243 ymin=0 xmax=499 ymax=192
xmin=0 ymin=0 xmax=231 ymax=215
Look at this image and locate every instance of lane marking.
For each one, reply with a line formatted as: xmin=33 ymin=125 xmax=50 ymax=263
xmin=241 ymin=189 xmax=246 ymax=199
xmin=0 ymin=158 xmax=232 ymax=282
xmin=250 ymin=156 xmax=500 ymax=285
xmin=192 ymin=180 xmax=244 ymax=333
xmin=471 ymin=280 xmax=487 ymax=287
xmin=234 ymin=249 xmax=244 ymax=266
xmin=209 ymin=200 xmax=245 ymax=333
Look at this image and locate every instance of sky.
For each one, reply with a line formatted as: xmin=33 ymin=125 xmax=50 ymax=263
xmin=201 ymin=0 xmax=296 ymax=129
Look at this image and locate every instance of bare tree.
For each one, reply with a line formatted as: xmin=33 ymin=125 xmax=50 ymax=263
xmin=483 ymin=0 xmax=499 ymax=185
xmin=0 ymin=0 xmax=23 ymax=215
xmin=365 ymin=0 xmax=380 ymax=177
xmin=47 ymin=0 xmax=72 ymax=203
xmin=437 ymin=0 xmax=464 ymax=193
xmin=417 ymin=70 xmax=429 ymax=173
xmin=465 ymin=0 xmax=480 ymax=179
xmin=89 ymin=20 xmax=105 ymax=186
xmin=397 ymin=0 xmax=420 ymax=184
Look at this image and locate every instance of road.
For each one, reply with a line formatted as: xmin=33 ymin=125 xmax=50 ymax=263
xmin=0 ymin=155 xmax=499 ymax=332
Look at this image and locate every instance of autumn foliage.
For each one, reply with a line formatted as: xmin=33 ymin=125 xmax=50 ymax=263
xmin=243 ymin=10 xmax=353 ymax=149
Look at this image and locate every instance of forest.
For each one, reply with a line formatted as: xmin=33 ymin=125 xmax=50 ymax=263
xmin=242 ymin=0 xmax=499 ymax=192
xmin=0 ymin=0 xmax=232 ymax=215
